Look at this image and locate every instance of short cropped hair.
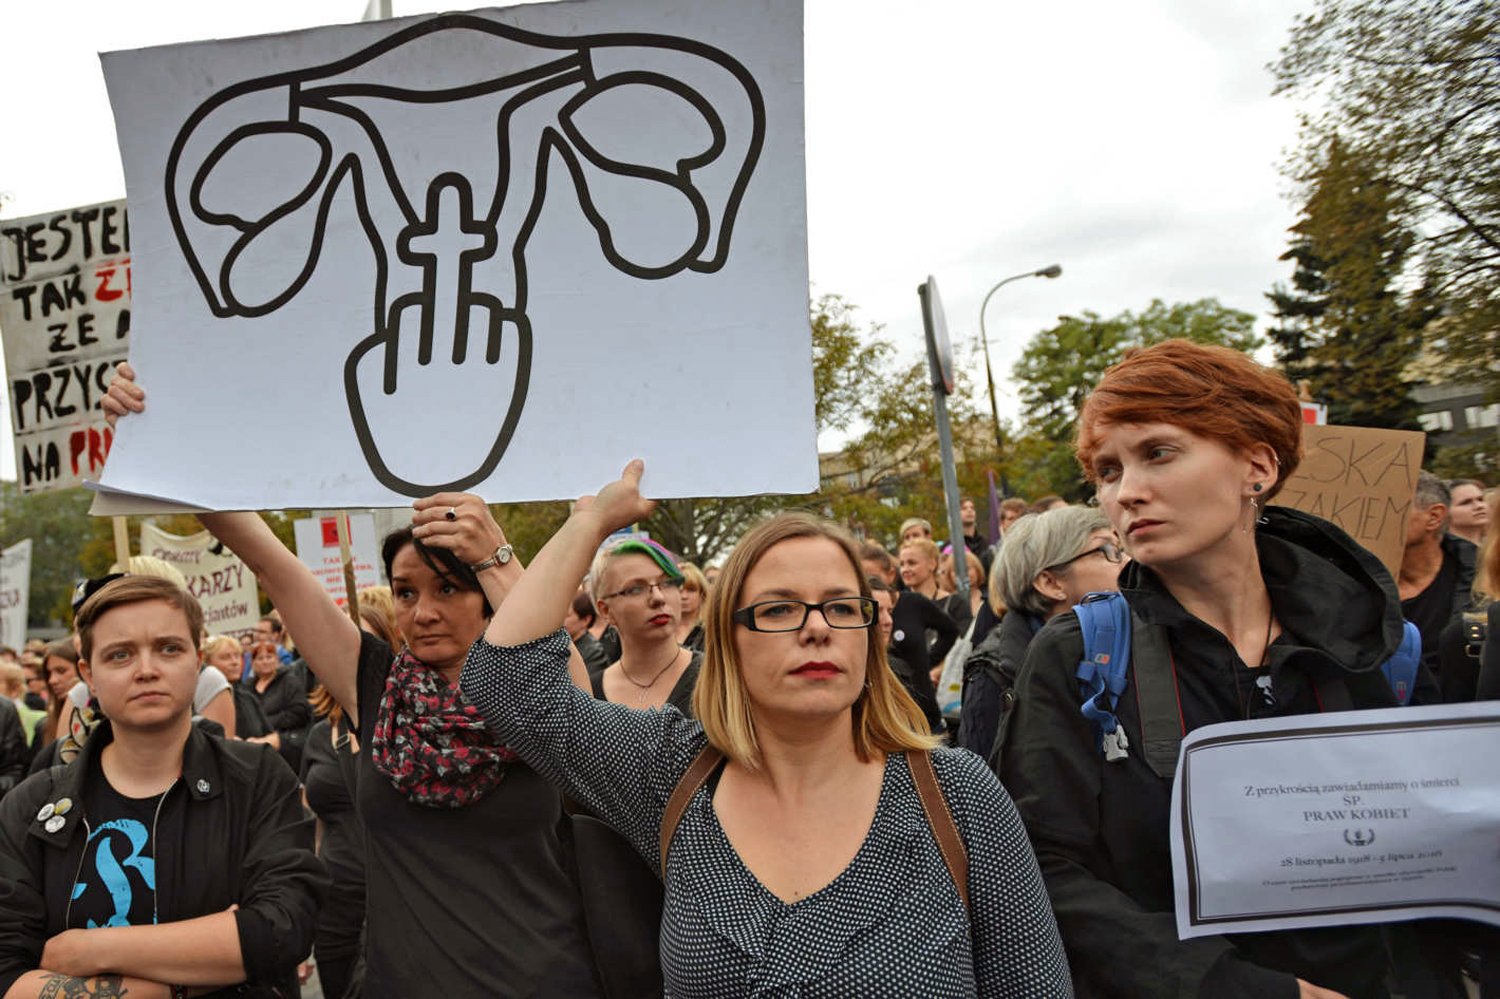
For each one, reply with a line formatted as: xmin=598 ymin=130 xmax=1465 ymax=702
xmin=1077 ymin=340 xmax=1303 ymax=501
xmin=898 ymin=517 xmax=932 ymax=539
xmin=991 ymin=507 xmax=1111 ymax=618
xmin=570 ymin=591 xmax=599 ymax=629
xmin=694 ymin=512 xmax=939 ymax=768
xmin=1415 ymin=471 xmax=1451 ymax=531
xmin=76 ymin=576 xmax=204 ymax=661
xmin=999 ymin=497 xmax=1028 ymax=517
xmin=589 ymin=538 xmax=681 ymax=603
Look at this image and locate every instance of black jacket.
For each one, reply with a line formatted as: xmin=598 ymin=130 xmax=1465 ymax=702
xmin=0 ymin=721 xmax=328 ymax=997
xmin=244 ymin=666 xmax=312 ymax=772
xmin=0 ymin=699 xmax=30 ymax=798
xmin=957 ymin=607 xmax=1042 ymax=759
xmin=1000 ymin=507 xmax=1420 ymax=999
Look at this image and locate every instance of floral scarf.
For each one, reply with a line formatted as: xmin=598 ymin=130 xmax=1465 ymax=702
xmin=369 ymin=646 xmax=517 ymax=808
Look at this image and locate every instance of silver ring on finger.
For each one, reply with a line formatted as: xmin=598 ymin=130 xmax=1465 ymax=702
xmin=445 ymin=506 xmax=457 ymax=522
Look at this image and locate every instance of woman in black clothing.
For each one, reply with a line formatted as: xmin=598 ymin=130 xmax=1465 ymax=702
xmin=587 ymin=539 xmax=701 ymax=714
xmin=301 ymin=687 xmax=366 ymax=999
xmin=1000 ymin=340 xmax=1425 ymax=999
xmin=960 ymin=506 xmax=1123 ymax=759
xmin=244 ymin=640 xmax=311 ymax=769
xmin=103 ymin=365 xmax=602 ymax=999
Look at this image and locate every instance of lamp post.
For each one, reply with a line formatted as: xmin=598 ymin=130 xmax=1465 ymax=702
xmin=978 ymin=264 xmax=1062 ymax=457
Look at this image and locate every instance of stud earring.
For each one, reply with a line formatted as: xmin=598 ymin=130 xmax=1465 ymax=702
xmin=1253 ymin=483 xmax=1263 ymax=493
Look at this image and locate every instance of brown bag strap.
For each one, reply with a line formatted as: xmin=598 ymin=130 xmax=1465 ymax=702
xmin=909 ymin=749 xmax=970 ymax=910
xmin=658 ymin=743 xmax=725 ymax=879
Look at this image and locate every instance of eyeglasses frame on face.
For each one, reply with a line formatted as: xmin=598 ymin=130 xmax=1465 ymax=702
xmin=1045 ymin=541 xmax=1125 ymax=573
xmin=731 ymin=596 xmax=879 ymax=633
xmin=601 ymin=576 xmax=685 ymax=601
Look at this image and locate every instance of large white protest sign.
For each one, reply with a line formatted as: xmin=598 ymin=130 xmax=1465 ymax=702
xmin=0 ymin=540 xmax=33 ymax=649
xmin=1171 ymin=703 xmax=1500 ymax=939
xmin=0 ymin=202 xmax=132 ymax=493
xmin=95 ymin=0 xmax=811 ymax=512
xmin=293 ymin=514 xmax=382 ymax=607
xmin=138 ymin=523 xmax=260 ymax=638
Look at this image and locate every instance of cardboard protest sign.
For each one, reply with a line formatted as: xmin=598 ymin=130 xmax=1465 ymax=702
xmin=0 ymin=201 xmax=131 ymax=493
xmin=1272 ymin=424 xmax=1425 ymax=577
xmin=292 ymin=514 xmax=382 ymax=608
xmin=0 ymin=540 xmax=32 ymax=648
xmin=95 ymin=0 xmax=811 ymax=512
xmin=139 ymin=523 xmax=260 ymax=638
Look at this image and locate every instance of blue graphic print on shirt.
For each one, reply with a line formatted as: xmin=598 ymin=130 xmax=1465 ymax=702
xmin=72 ymin=818 xmax=157 ymax=927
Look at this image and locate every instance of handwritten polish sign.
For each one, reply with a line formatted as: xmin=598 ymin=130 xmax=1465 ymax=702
xmin=0 ymin=539 xmax=32 ymax=648
xmin=0 ymin=201 xmax=132 ymax=493
xmin=292 ymin=513 xmax=382 ymax=608
xmin=1271 ymin=424 xmax=1425 ymax=577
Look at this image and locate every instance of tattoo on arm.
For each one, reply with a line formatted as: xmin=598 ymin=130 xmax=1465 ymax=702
xmin=36 ymin=974 xmax=129 ymax=998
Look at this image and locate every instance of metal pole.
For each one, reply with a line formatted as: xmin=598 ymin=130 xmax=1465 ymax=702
xmin=931 ymin=387 xmax=969 ymax=601
xmin=977 ymin=264 xmax=1062 ymax=465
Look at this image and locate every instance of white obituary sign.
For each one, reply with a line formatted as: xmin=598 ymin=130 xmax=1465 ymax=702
xmin=0 ymin=202 xmax=132 ymax=493
xmin=1171 ymin=703 xmax=1500 ymax=938
xmin=0 ymin=539 xmax=33 ymax=648
xmin=139 ymin=523 xmax=260 ymax=638
xmin=96 ymin=0 xmax=811 ymax=512
xmin=292 ymin=514 xmax=382 ymax=607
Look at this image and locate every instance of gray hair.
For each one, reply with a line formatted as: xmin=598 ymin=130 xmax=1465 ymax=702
xmin=1414 ymin=470 xmax=1451 ymax=531
xmin=989 ymin=506 xmax=1111 ymax=618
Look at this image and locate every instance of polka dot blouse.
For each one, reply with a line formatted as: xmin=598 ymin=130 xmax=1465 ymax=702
xmin=461 ymin=630 xmax=1072 ymax=998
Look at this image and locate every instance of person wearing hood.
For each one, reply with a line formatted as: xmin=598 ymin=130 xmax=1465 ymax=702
xmin=999 ymin=340 xmax=1435 ymax=999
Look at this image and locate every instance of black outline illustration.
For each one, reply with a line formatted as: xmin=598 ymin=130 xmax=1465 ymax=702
xmin=165 ymin=13 xmax=765 ymax=494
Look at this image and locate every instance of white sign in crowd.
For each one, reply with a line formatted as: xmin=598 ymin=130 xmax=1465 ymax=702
xmin=292 ymin=513 xmax=382 ymax=608
xmin=138 ymin=523 xmax=260 ymax=638
xmin=0 ymin=540 xmax=31 ymax=649
xmin=0 ymin=201 xmax=132 ymax=493
xmin=94 ymin=0 xmax=812 ymax=513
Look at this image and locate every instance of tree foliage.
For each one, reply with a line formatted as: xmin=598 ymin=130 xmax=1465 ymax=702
xmin=1267 ymin=138 xmax=1439 ymax=429
xmin=1011 ymin=299 xmax=1262 ymax=499
xmin=0 ymin=483 xmax=93 ymax=626
xmin=1271 ymin=0 xmax=1500 ymax=378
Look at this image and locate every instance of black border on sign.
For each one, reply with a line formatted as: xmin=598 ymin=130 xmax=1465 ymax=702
xmin=1179 ymin=712 xmax=1500 ymax=927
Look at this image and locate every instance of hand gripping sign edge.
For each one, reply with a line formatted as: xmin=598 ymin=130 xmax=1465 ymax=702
xmin=164 ymin=12 xmax=767 ymax=495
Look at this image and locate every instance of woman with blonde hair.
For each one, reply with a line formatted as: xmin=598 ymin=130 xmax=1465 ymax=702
xmin=452 ymin=461 xmax=1071 ymax=997
xmin=675 ymin=561 xmax=709 ymax=652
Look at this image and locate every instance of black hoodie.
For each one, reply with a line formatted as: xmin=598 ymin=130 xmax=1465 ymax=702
xmin=1000 ymin=507 xmax=1424 ymax=999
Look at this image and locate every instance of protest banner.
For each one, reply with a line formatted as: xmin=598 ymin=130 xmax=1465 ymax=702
xmin=1171 ymin=703 xmax=1500 ymax=938
xmin=139 ymin=523 xmax=260 ymax=638
xmin=0 ymin=201 xmax=132 ymax=493
xmin=292 ymin=513 xmax=382 ymax=608
xmin=94 ymin=0 xmax=812 ymax=513
xmin=1271 ymin=424 xmax=1424 ymax=576
xmin=0 ymin=539 xmax=32 ymax=648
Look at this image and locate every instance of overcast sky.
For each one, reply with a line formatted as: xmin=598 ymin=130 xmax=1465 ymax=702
xmin=0 ymin=0 xmax=1312 ymax=481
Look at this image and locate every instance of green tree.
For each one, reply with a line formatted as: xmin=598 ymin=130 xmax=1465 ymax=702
xmin=1011 ymin=299 xmax=1262 ymax=498
xmin=0 ymin=483 xmax=93 ymax=626
xmin=1270 ymin=138 xmax=1438 ymax=429
xmin=1272 ymin=0 xmax=1499 ymax=380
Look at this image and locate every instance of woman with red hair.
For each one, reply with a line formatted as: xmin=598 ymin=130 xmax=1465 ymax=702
xmin=1000 ymin=340 xmax=1429 ymax=999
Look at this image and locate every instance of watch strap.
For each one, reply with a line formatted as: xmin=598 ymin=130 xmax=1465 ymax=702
xmin=469 ymin=544 xmax=514 ymax=573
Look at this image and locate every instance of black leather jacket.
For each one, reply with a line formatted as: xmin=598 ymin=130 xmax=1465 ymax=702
xmin=0 ymin=721 xmax=328 ymax=996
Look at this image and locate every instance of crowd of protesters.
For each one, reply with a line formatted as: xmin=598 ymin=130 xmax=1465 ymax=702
xmin=0 ymin=342 xmax=1493 ymax=997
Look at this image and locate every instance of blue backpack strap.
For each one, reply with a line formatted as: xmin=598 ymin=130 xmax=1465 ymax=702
xmin=1074 ymin=592 xmax=1132 ymax=762
xmin=1379 ymin=621 xmax=1421 ymax=706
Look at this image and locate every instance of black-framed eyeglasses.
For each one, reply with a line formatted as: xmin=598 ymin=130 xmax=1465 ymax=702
xmin=601 ymin=577 xmax=684 ymax=601
xmin=1046 ymin=541 xmax=1125 ymax=572
xmin=731 ymin=597 xmax=878 ymax=633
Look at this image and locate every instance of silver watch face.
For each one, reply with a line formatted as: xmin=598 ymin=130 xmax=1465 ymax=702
xmin=497 ymin=544 xmax=513 ymax=564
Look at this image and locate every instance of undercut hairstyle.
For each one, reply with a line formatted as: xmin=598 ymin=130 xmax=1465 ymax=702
xmin=1077 ymin=339 xmax=1303 ymax=502
xmin=381 ymin=526 xmax=493 ymax=617
xmin=76 ymin=575 xmax=205 ymax=661
xmin=588 ymin=538 xmax=681 ymax=603
xmin=694 ymin=512 xmax=939 ymax=769
xmin=991 ymin=507 xmax=1111 ymax=618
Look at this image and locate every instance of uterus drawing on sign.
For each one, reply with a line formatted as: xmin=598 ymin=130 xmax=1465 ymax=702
xmin=166 ymin=14 xmax=764 ymax=494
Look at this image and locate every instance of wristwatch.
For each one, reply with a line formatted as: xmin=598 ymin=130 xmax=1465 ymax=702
xmin=469 ymin=543 xmax=514 ymax=573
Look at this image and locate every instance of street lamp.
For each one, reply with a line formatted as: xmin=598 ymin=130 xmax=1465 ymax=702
xmin=978 ymin=264 xmax=1062 ymax=457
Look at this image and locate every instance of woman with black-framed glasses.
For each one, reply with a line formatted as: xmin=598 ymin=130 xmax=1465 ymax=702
xmin=959 ymin=506 xmax=1126 ymax=760
xmin=454 ymin=461 xmax=1073 ymax=998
